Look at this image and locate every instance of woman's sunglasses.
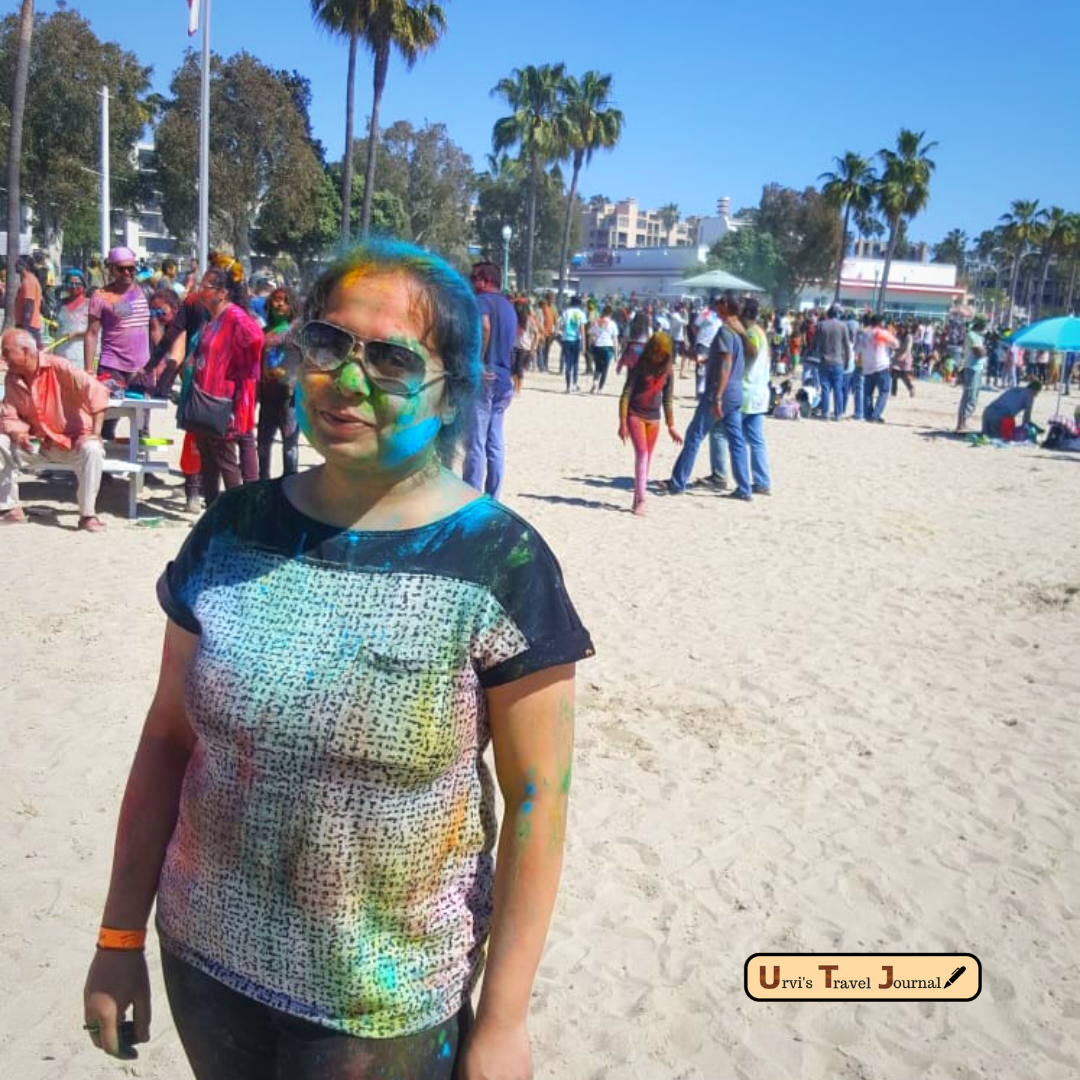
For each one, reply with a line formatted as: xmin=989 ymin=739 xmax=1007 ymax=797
xmin=300 ymin=320 xmax=446 ymax=397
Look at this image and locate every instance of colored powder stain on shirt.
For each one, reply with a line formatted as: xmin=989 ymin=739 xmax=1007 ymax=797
xmin=521 ymin=800 xmax=533 ymax=815
xmin=524 ymin=781 xmax=536 ymax=798
xmin=374 ymin=956 xmax=399 ymax=994
xmin=560 ymin=765 xmax=572 ymax=794
xmin=507 ymin=534 xmax=531 ymax=568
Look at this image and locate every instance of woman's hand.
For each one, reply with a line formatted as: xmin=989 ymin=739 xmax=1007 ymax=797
xmin=83 ymin=949 xmax=151 ymax=1057
xmin=618 ymin=423 xmax=629 ymax=444
xmin=668 ymin=424 xmax=683 ymax=445
xmin=459 ymin=1017 xmax=532 ymax=1080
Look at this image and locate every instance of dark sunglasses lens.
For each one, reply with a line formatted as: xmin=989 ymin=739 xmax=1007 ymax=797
xmin=365 ymin=341 xmax=426 ymax=392
xmin=302 ymin=322 xmax=353 ymax=369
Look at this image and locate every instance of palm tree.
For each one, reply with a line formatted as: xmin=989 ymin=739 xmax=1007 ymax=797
xmin=4 ymin=0 xmax=34 ymax=323
xmin=1062 ymin=213 xmax=1080 ymax=314
xmin=310 ymin=1 xmax=446 ymax=244
xmin=310 ymin=0 xmax=363 ymax=246
xmin=554 ymin=71 xmax=623 ymax=304
xmin=819 ymin=151 xmax=876 ymax=302
xmin=933 ymin=229 xmax=968 ymax=278
xmin=492 ymin=63 xmax=567 ymax=293
xmin=999 ymin=199 xmax=1044 ymax=323
xmin=1034 ymin=207 xmax=1074 ymax=319
xmin=874 ymin=130 xmax=937 ymax=313
xmin=658 ymin=202 xmax=680 ymax=240
xmin=357 ymin=1 xmax=446 ymax=238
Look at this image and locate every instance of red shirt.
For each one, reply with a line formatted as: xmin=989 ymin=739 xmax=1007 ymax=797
xmin=193 ymin=304 xmax=264 ymax=435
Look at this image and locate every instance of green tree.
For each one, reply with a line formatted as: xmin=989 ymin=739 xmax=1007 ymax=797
xmin=315 ymin=1 xmax=447 ymax=242
xmin=555 ymin=70 xmax=623 ymax=303
xmin=0 ymin=6 xmax=152 ymax=270
xmin=819 ymin=151 xmax=876 ymax=302
xmin=310 ymin=0 xmax=362 ymax=246
xmin=492 ymin=63 xmax=567 ymax=293
xmin=256 ymin=165 xmax=340 ymax=280
xmin=874 ymin=128 xmax=938 ymax=313
xmin=755 ymin=183 xmax=842 ymax=308
xmin=327 ymin=159 xmax=410 ymax=239
xmin=658 ymin=202 xmax=680 ymax=237
xmin=932 ymin=228 xmax=968 ymax=277
xmin=3 ymin=0 xmax=33 ymax=322
xmin=155 ymin=52 xmax=326 ymax=262
xmin=1033 ymin=207 xmax=1074 ymax=319
xmin=474 ymin=163 xmax=579 ymax=289
xmin=706 ymin=229 xmax=782 ymax=298
xmin=368 ymin=119 xmax=475 ymax=261
xmin=999 ymin=199 xmax=1044 ymax=324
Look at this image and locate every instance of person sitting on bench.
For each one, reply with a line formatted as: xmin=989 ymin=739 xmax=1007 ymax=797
xmin=0 ymin=329 xmax=109 ymax=531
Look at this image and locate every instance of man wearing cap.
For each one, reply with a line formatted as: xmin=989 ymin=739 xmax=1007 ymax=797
xmin=955 ymin=316 xmax=987 ymax=433
xmin=815 ymin=303 xmax=852 ymax=420
xmin=84 ymin=248 xmax=151 ymax=385
xmin=0 ymin=328 xmax=109 ymax=531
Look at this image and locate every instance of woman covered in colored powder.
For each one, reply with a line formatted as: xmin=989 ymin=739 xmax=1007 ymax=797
xmin=187 ymin=266 xmax=263 ymax=502
xmin=256 ymin=286 xmax=301 ymax=479
xmin=618 ymin=331 xmax=682 ymax=515
xmin=53 ymin=269 xmax=92 ymax=367
xmin=83 ymin=240 xmax=593 ymax=1079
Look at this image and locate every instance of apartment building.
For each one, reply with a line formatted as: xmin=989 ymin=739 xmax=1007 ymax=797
xmin=581 ymin=197 xmax=691 ymax=250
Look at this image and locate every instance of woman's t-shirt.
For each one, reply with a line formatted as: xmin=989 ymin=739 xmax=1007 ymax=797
xmin=622 ymin=359 xmax=673 ymax=421
xmin=155 ymin=481 xmax=594 ymax=1039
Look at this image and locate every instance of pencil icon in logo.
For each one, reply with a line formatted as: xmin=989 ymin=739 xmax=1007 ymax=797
xmin=944 ymin=966 xmax=966 ymax=988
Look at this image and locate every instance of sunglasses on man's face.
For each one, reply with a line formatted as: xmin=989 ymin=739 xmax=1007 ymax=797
xmin=300 ymin=320 xmax=446 ymax=398
xmin=114 ymin=265 xmax=136 ymax=274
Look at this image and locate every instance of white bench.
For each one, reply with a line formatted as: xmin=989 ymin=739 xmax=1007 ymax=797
xmin=20 ymin=454 xmax=148 ymax=519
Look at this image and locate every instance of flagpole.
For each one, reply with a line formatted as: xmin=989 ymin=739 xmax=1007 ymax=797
xmin=100 ymin=85 xmax=110 ymax=259
xmin=198 ymin=0 xmax=211 ymax=273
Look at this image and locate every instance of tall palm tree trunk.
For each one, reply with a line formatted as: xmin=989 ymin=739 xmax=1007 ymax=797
xmin=1007 ymin=254 xmax=1021 ymax=325
xmin=556 ymin=153 xmax=583 ymax=307
xmin=5 ymin=0 xmax=34 ymax=324
xmin=876 ymin=216 xmax=900 ymax=314
xmin=834 ymin=201 xmax=851 ymax=303
xmin=339 ymin=11 xmax=359 ymax=247
xmin=360 ymin=43 xmax=390 ymax=239
xmin=1036 ymin=255 xmax=1052 ymax=320
xmin=524 ymin=150 xmax=539 ymax=294
xmin=1066 ymin=260 xmax=1077 ymax=314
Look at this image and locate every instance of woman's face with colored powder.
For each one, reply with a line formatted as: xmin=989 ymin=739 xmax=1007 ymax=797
xmin=298 ymin=271 xmax=448 ymax=474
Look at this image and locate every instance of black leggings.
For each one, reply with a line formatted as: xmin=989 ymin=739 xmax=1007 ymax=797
xmin=161 ymin=948 xmax=472 ymax=1080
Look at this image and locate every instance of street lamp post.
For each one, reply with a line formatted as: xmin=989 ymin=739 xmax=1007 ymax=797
xmin=501 ymin=224 xmax=512 ymax=293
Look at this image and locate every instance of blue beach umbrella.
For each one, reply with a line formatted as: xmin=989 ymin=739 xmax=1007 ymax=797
xmin=1007 ymin=316 xmax=1080 ymax=415
xmin=1008 ymin=316 xmax=1080 ymax=351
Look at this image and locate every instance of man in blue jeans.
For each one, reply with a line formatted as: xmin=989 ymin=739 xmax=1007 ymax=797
xmin=815 ymin=303 xmax=851 ymax=420
xmin=667 ymin=292 xmax=752 ymax=500
xmin=463 ymin=262 xmax=516 ymax=499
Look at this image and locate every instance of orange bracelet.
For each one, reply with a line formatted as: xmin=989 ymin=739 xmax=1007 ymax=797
xmin=97 ymin=927 xmax=147 ymax=950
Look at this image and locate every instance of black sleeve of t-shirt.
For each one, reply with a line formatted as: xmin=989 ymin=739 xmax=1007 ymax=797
xmin=474 ymin=510 xmax=594 ymax=688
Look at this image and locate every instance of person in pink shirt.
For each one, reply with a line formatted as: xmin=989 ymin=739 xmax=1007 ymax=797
xmin=0 ymin=329 xmax=110 ymax=531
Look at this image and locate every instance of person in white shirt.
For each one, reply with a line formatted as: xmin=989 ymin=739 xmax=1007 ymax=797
xmin=588 ymin=306 xmax=620 ymax=393
xmin=668 ymin=305 xmax=687 ymax=366
xmin=863 ymin=315 xmax=899 ymax=422
xmin=691 ymin=300 xmax=722 ymax=399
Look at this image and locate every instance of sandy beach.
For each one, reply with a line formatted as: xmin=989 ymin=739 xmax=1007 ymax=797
xmin=1 ymin=372 xmax=1078 ymax=1079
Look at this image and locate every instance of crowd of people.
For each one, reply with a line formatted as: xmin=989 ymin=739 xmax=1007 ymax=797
xmin=2 ymin=247 xmax=1074 ymax=531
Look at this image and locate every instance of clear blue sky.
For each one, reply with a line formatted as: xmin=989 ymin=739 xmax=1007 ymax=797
xmin=56 ymin=0 xmax=1078 ymax=245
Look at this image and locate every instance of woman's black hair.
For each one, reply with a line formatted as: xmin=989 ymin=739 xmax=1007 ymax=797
xmin=629 ymin=311 xmax=649 ymax=340
xmin=303 ymin=239 xmax=481 ymax=464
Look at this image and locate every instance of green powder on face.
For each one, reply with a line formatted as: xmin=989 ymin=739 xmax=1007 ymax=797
xmin=334 ymin=361 xmax=366 ymax=395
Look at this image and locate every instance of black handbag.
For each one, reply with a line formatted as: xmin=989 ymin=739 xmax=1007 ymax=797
xmin=179 ymin=381 xmax=233 ymax=437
